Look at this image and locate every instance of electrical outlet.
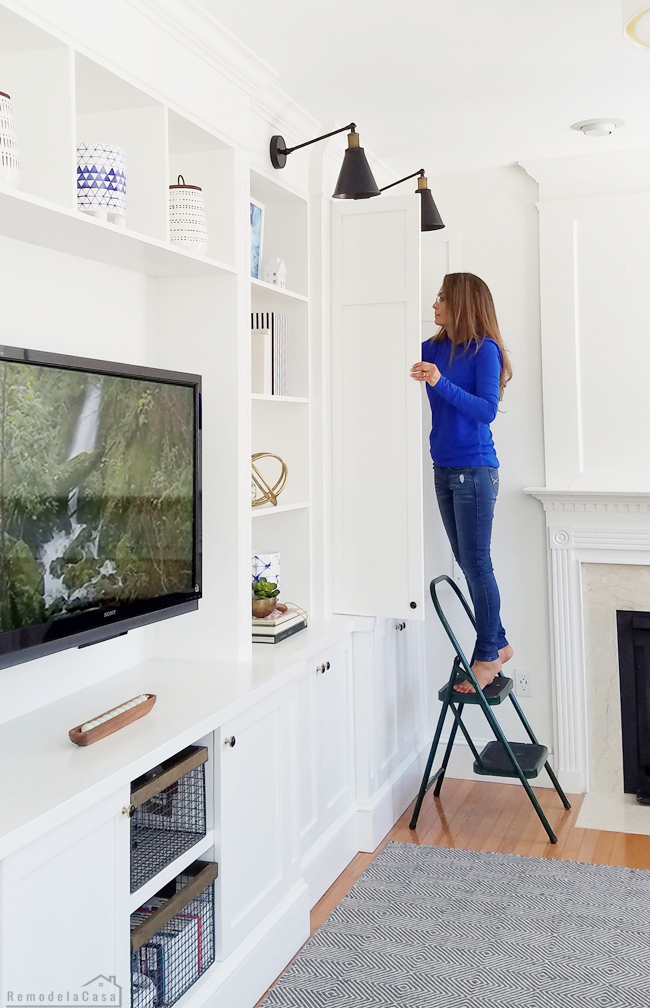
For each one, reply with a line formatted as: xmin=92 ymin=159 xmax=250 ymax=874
xmin=515 ymin=669 xmax=532 ymax=698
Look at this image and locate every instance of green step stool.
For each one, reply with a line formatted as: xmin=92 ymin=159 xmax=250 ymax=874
xmin=410 ymin=576 xmax=571 ymax=844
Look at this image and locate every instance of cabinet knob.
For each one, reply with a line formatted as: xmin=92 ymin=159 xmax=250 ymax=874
xmin=122 ymin=804 xmax=135 ymax=817
xmin=224 ymin=735 xmax=236 ymax=747
xmin=317 ymin=661 xmax=330 ymax=673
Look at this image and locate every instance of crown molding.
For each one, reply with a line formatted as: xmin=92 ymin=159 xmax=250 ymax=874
xmin=127 ymin=0 xmax=278 ymax=96
xmin=520 ymin=149 xmax=650 ymax=201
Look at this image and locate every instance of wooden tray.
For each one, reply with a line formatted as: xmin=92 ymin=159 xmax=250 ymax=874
xmin=69 ymin=693 xmax=156 ymax=746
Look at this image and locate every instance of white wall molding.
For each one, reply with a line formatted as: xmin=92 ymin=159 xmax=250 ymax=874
xmin=127 ymin=0 xmax=278 ymax=96
xmin=525 ymin=488 xmax=650 ymax=514
xmin=527 ymin=488 xmax=650 ymax=793
xmin=520 ymin=149 xmax=650 ymax=201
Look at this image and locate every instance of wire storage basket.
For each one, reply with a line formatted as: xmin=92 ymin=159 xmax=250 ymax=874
xmin=130 ymin=746 xmax=208 ymax=892
xmin=131 ymin=860 xmax=218 ymax=1008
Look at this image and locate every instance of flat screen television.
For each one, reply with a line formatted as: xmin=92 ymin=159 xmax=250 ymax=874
xmin=0 ymin=345 xmax=201 ymax=669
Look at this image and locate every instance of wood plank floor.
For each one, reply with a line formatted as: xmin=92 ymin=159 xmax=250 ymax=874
xmin=255 ymin=779 xmax=650 ymax=1005
xmin=310 ymin=779 xmax=650 ymax=931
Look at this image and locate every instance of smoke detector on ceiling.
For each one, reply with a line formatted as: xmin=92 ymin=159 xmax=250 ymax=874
xmin=571 ymin=118 xmax=626 ymax=138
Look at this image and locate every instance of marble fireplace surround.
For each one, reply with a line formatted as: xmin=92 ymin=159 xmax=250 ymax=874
xmin=525 ymin=489 xmax=650 ymax=795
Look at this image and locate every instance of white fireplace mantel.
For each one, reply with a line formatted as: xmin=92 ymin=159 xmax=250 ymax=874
xmin=525 ymin=487 xmax=650 ymax=792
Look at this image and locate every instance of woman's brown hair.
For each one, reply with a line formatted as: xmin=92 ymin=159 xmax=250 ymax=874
xmin=432 ymin=272 xmax=512 ymax=399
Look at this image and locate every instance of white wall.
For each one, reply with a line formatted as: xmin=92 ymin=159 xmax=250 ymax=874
xmin=0 ymin=236 xmax=152 ymax=721
xmin=420 ymin=166 xmax=554 ymax=755
xmin=523 ymin=149 xmax=650 ymax=492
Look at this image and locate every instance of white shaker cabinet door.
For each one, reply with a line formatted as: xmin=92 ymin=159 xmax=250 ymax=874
xmin=331 ymin=194 xmax=425 ymax=619
xmin=218 ymin=689 xmax=295 ymax=957
xmin=295 ymin=637 xmax=354 ymax=858
xmin=0 ymin=786 xmax=131 ymax=995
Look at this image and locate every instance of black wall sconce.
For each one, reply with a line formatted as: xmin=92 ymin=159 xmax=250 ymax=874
xmin=380 ymin=169 xmax=444 ymax=231
xmin=270 ymin=123 xmax=380 ymax=200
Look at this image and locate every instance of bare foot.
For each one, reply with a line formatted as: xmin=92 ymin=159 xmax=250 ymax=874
xmin=454 ymin=658 xmax=502 ymax=694
xmin=499 ymin=644 xmax=514 ymax=664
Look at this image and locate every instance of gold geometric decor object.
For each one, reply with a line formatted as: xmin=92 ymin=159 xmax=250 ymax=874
xmin=251 ymin=452 xmax=288 ymax=507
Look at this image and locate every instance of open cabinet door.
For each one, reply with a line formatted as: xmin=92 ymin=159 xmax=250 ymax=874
xmin=331 ymin=194 xmax=424 ymax=619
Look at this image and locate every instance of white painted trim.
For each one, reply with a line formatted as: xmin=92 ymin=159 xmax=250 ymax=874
xmin=127 ymin=0 xmax=278 ymax=96
xmin=181 ymin=880 xmax=309 ymax=1008
xmin=300 ymin=804 xmax=359 ymax=908
xmin=355 ymin=746 xmax=427 ymax=852
xmin=526 ymin=489 xmax=650 ymax=793
xmin=524 ymin=488 xmax=650 ymax=514
xmin=520 ymin=149 xmax=650 ymax=201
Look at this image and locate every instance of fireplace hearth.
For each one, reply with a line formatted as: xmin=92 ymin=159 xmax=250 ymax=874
xmin=617 ymin=611 xmax=650 ymax=805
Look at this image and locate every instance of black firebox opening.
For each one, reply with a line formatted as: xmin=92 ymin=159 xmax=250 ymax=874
xmin=617 ymin=610 xmax=650 ymax=805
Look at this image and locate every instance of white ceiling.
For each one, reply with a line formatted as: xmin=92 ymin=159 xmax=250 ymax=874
xmin=198 ymin=0 xmax=650 ymax=176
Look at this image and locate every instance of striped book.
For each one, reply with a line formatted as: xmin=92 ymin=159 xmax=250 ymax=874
xmin=251 ymin=312 xmax=287 ymax=396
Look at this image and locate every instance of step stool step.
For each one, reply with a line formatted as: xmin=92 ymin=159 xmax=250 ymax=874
xmin=438 ymin=673 xmax=513 ymax=706
xmin=473 ymin=741 xmax=548 ymax=778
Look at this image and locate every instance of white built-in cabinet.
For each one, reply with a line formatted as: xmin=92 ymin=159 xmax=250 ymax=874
xmin=0 ymin=3 xmax=430 ymax=1006
xmin=330 ymin=195 xmax=426 ymax=620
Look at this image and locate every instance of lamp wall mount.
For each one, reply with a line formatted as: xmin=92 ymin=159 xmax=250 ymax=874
xmin=270 ymin=123 xmax=356 ymax=170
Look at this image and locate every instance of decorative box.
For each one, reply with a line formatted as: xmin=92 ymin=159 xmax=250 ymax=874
xmin=77 ymin=142 xmax=127 ymax=224
xmin=0 ymin=91 xmax=19 ymax=188
xmin=169 ymin=175 xmax=208 ymax=253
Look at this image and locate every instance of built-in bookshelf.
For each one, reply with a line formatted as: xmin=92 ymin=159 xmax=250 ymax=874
xmin=250 ymin=167 xmax=311 ymax=617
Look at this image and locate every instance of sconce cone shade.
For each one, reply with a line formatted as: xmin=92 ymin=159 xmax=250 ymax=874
xmin=332 ymin=132 xmax=381 ymax=199
xmin=417 ymin=176 xmax=444 ymax=231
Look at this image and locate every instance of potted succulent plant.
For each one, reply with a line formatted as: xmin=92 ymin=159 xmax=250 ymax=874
xmin=252 ymin=577 xmax=280 ymax=618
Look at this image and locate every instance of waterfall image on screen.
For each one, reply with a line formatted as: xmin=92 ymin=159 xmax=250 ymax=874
xmin=0 ymin=361 xmax=195 ymax=634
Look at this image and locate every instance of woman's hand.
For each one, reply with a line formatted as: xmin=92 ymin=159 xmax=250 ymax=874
xmin=410 ymin=361 xmax=441 ymax=386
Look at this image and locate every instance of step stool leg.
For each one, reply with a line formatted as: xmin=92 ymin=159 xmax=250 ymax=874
xmin=409 ymin=699 xmax=449 ymax=830
xmin=433 ymin=703 xmax=464 ymax=797
xmin=509 ymin=693 xmax=571 ymax=810
xmin=543 ymin=761 xmax=572 ymax=810
xmin=474 ymin=692 xmax=559 ymax=844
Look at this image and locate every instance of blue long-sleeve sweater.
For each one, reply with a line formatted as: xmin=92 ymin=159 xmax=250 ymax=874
xmin=421 ymin=335 xmax=502 ymax=467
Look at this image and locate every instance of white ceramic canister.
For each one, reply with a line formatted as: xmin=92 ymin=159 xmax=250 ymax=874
xmin=76 ymin=143 xmax=126 ymax=223
xmin=0 ymin=91 xmax=20 ymax=189
xmin=169 ymin=175 xmax=208 ymax=253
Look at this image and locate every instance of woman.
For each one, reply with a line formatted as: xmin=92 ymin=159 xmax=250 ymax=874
xmin=410 ymin=272 xmax=513 ymax=694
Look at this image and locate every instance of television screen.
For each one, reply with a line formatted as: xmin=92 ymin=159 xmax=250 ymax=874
xmin=0 ymin=347 xmax=201 ymax=668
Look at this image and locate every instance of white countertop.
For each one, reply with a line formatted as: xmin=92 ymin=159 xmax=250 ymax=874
xmin=0 ymin=616 xmax=362 ymax=859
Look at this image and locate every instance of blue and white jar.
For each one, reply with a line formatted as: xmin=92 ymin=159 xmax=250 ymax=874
xmin=76 ymin=143 xmax=126 ymax=224
xmin=0 ymin=91 xmax=19 ymax=189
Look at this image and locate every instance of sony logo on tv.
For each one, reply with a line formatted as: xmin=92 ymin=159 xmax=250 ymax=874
xmin=104 ymin=610 xmax=117 ymax=618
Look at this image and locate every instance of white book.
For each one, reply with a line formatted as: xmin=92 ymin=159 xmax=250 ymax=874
xmin=251 ymin=328 xmax=272 ymax=395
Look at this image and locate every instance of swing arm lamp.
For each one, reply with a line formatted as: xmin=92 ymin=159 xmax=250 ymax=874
xmin=270 ymin=123 xmax=381 ymax=200
xmin=380 ymin=169 xmax=445 ymax=231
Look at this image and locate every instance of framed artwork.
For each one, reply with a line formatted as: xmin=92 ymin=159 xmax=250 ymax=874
xmin=250 ymin=198 xmax=264 ymax=278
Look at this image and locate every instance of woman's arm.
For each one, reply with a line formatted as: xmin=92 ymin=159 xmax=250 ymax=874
xmin=431 ymin=340 xmax=501 ymax=423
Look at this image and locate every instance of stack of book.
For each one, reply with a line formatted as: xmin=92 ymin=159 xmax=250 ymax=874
xmin=253 ymin=606 xmax=307 ymax=644
xmin=251 ymin=311 xmax=288 ymax=396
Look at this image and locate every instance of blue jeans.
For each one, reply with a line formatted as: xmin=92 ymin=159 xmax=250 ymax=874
xmin=434 ymin=465 xmax=508 ymax=663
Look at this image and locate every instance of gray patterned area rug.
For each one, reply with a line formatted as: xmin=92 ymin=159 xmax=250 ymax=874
xmin=260 ymin=842 xmax=650 ymax=1008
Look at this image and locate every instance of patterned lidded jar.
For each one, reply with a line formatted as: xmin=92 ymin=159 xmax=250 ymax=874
xmin=0 ymin=91 xmax=20 ymax=188
xmin=76 ymin=143 xmax=126 ymax=221
xmin=169 ymin=175 xmax=208 ymax=254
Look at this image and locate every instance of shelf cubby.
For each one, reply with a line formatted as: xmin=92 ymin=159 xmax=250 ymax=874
xmin=252 ymin=398 xmax=309 ymax=507
xmin=251 ymin=505 xmax=311 ymax=614
xmin=131 ymin=860 xmax=218 ymax=1008
xmin=0 ymin=7 xmax=75 ymax=208
xmin=250 ymin=170 xmax=308 ymax=297
xmin=75 ymin=53 xmax=168 ymax=242
xmin=251 ymin=285 xmax=309 ymax=398
xmin=130 ymin=745 xmax=209 ymax=893
xmin=168 ymin=109 xmax=235 ymax=268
